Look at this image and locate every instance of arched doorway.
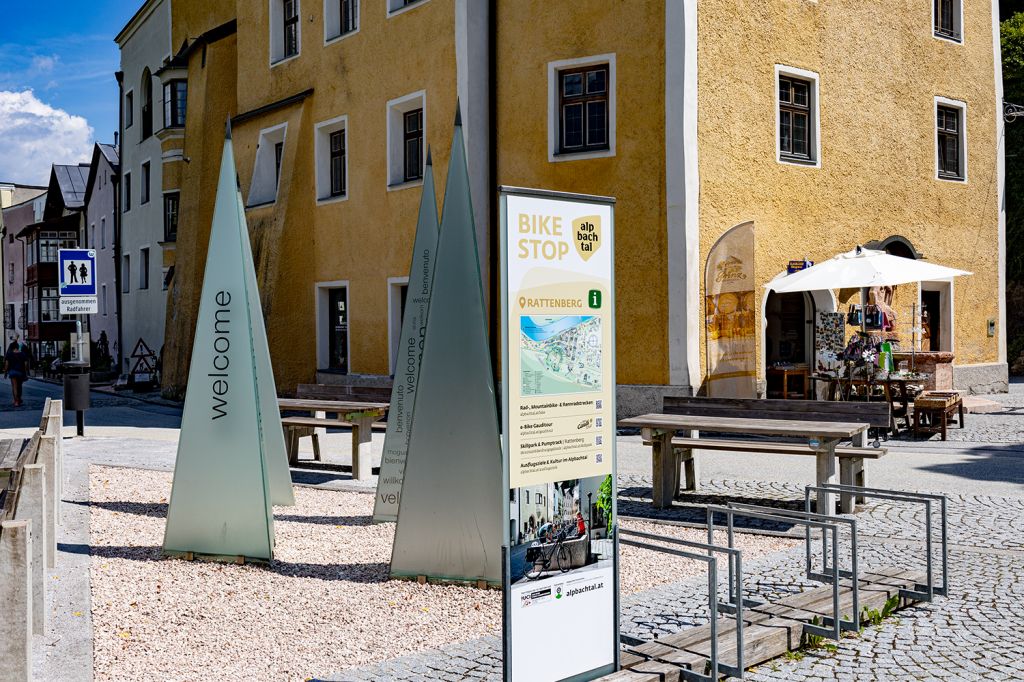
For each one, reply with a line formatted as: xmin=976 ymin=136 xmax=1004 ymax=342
xmin=762 ymin=281 xmax=836 ymax=399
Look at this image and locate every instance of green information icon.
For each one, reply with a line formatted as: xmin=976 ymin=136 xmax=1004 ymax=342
xmin=588 ymin=289 xmax=602 ymax=309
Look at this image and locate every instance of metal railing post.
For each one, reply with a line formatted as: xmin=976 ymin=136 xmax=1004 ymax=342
xmin=618 ymin=528 xmax=746 ymax=680
xmin=707 ymin=504 xmax=850 ymax=638
xmin=809 ymin=483 xmax=949 ymax=600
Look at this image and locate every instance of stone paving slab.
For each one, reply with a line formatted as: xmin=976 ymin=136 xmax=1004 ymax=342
xmin=32 ymin=455 xmax=93 ymax=681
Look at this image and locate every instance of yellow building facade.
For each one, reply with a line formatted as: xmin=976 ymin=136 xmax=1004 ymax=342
xmin=162 ymin=0 xmax=490 ymax=400
xmin=159 ymin=0 xmax=1007 ymax=409
xmin=695 ymin=0 xmax=1006 ymax=397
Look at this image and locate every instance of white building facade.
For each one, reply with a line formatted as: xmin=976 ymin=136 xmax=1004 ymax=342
xmin=82 ymin=144 xmax=121 ymax=370
xmin=115 ymin=0 xmax=171 ymax=378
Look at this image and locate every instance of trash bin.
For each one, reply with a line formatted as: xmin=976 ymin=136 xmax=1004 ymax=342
xmin=63 ymin=361 xmax=91 ymax=412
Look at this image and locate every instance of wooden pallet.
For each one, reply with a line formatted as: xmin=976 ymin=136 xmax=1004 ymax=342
xmin=599 ymin=567 xmax=926 ymax=681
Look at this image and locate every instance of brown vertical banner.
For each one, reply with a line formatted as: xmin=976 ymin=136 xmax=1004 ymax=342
xmin=704 ymin=221 xmax=757 ymax=397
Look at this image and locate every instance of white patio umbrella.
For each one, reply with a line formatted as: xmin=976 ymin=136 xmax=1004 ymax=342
xmin=768 ymin=246 xmax=971 ymax=293
xmin=766 ymin=245 xmax=972 ymax=374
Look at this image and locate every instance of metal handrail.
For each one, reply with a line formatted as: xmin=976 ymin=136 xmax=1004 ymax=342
xmin=726 ymin=502 xmax=860 ymax=633
xmin=620 ymin=528 xmax=746 ymax=678
xmin=619 ymin=530 xmax=732 ymax=681
xmin=707 ymin=505 xmax=846 ymax=640
xmin=810 ymin=483 xmax=948 ymax=600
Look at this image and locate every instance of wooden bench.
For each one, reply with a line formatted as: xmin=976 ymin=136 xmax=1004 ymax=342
xmin=290 ymin=383 xmax=392 ymax=402
xmin=279 ymin=383 xmax=391 ymax=480
xmin=652 ymin=397 xmax=889 ymax=513
xmin=664 ymin=396 xmax=891 ymax=435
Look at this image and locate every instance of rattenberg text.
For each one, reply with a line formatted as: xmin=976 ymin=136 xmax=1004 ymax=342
xmin=209 ymin=290 xmax=232 ymax=420
xmin=517 ymin=297 xmax=583 ymax=309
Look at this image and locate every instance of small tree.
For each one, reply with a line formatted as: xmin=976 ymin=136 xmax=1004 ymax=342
xmin=595 ymin=474 xmax=614 ymax=530
xmin=1002 ymin=12 xmax=1024 ymax=369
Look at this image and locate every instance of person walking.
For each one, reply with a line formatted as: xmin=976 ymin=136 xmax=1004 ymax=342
xmin=4 ymin=336 xmax=32 ymax=407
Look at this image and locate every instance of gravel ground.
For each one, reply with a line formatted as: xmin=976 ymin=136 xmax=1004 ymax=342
xmin=89 ymin=467 xmax=499 ymax=682
xmin=88 ymin=467 xmax=796 ymax=681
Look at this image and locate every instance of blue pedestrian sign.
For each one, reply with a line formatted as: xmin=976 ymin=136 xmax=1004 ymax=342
xmin=59 ymin=249 xmax=98 ymax=297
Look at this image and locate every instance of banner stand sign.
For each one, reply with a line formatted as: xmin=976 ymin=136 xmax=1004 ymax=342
xmin=704 ymin=221 xmax=757 ymax=398
xmin=500 ymin=187 xmax=618 ymax=682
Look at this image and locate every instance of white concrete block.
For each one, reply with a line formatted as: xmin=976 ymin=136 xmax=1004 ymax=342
xmin=0 ymin=520 xmax=33 ymax=680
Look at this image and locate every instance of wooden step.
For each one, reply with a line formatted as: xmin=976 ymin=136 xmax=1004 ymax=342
xmin=600 ymin=566 xmax=931 ymax=681
xmin=599 ymin=669 xmax=662 ymax=682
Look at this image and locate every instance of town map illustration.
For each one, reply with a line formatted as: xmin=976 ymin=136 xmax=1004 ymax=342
xmin=519 ymin=315 xmax=602 ymax=396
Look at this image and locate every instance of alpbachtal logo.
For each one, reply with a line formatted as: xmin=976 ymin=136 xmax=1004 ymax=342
xmin=573 ymin=215 xmax=601 ymax=262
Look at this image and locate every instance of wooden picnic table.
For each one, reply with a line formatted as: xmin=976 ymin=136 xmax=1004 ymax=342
xmin=278 ymin=398 xmax=389 ymax=480
xmin=619 ymin=413 xmax=869 ymax=514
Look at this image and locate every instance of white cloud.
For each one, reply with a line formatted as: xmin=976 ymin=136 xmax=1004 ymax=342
xmin=0 ymin=90 xmax=93 ymax=184
xmin=30 ymin=55 xmax=59 ymax=74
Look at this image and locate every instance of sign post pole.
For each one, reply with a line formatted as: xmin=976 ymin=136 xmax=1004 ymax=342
xmin=58 ymin=248 xmax=98 ymax=436
xmin=500 ymin=186 xmax=618 ymax=682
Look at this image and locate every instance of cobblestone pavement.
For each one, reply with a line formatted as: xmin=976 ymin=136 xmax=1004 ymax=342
xmin=878 ymin=379 xmax=1024 ymax=446
xmin=6 ymin=370 xmax=1020 ymax=680
xmin=327 ymin=476 xmax=1024 ymax=681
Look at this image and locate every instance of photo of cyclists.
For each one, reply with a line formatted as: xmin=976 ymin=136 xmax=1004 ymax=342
xmin=509 ymin=474 xmax=614 ymax=585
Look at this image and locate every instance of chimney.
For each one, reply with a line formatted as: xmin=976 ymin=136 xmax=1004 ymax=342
xmin=114 ymin=131 xmax=119 ymax=147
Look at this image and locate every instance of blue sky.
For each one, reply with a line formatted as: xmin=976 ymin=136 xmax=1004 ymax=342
xmin=0 ymin=1 xmax=136 ymax=185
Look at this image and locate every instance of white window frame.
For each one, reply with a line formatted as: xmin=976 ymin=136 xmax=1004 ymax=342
xmin=387 ymin=0 xmax=429 ymax=18
xmin=314 ymin=115 xmax=349 ymax=204
xmin=315 ymin=280 xmax=350 ymax=370
xmin=920 ymin=280 xmax=955 ymax=353
xmin=124 ymin=89 xmax=134 ymax=129
xmin=139 ymin=246 xmax=150 ymax=290
xmin=248 ymin=122 xmax=289 ymax=207
xmin=932 ymin=0 xmax=963 ymax=44
xmin=123 ymin=172 xmax=132 ymax=212
xmin=325 ymin=0 xmax=360 ymax=43
xmin=90 ymin=223 xmax=96 ymax=250
xmin=270 ymin=0 xmax=302 ymax=66
xmin=122 ymin=254 xmax=130 ymax=294
xmin=101 ymin=284 xmax=108 ymax=316
xmin=386 ymin=90 xmax=426 ymax=190
xmin=100 ymin=217 xmax=106 ymax=249
xmin=775 ymin=64 xmax=821 ymax=169
xmin=934 ymin=96 xmax=968 ymax=183
xmin=387 ymin=276 xmax=409 ymax=374
xmin=547 ymin=53 xmax=616 ymax=163
xmin=140 ymin=159 xmax=152 ymax=205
